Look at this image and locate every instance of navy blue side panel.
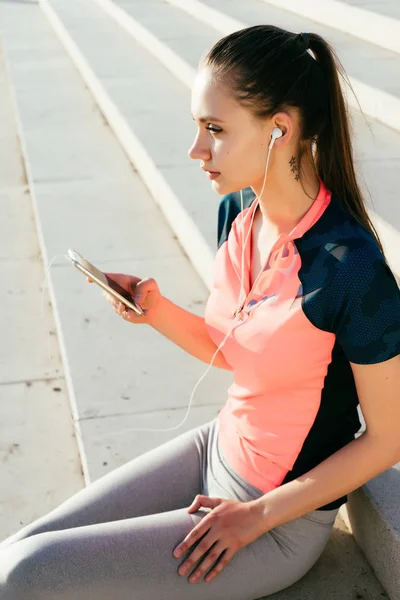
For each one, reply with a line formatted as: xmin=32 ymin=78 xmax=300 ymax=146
xmin=281 ymin=339 xmax=361 ymax=510
xmin=217 ymin=188 xmax=256 ymax=248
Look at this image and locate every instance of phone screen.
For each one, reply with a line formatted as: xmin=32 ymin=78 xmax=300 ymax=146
xmin=104 ymin=274 xmax=134 ymax=303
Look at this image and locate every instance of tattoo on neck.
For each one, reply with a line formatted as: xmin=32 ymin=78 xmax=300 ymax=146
xmin=289 ymin=156 xmax=300 ymax=181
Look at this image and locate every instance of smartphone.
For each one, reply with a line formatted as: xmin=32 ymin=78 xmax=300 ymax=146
xmin=67 ymin=249 xmax=144 ymax=317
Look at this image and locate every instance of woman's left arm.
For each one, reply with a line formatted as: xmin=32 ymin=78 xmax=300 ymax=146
xmin=253 ymin=354 xmax=400 ymax=532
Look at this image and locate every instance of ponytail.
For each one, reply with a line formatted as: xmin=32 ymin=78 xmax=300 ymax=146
xmin=306 ymin=33 xmax=387 ymax=261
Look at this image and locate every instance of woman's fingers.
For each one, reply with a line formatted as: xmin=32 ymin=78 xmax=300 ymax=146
xmin=134 ymin=277 xmax=155 ymax=299
xmin=111 ymin=299 xmax=126 ymax=315
xmin=103 ymin=291 xmax=122 ymax=309
xmin=114 ymin=302 xmax=142 ymax=323
xmin=103 ymin=294 xmax=134 ymax=320
xmin=98 ymin=278 xmax=153 ymax=324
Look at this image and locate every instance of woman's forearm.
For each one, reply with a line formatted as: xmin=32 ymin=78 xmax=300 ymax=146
xmin=149 ymin=296 xmax=232 ymax=370
xmin=253 ymin=432 xmax=400 ymax=532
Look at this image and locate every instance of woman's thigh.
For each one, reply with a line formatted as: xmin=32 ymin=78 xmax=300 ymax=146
xmin=0 ymin=504 xmax=338 ymax=600
xmin=0 ymin=418 xmax=214 ymax=550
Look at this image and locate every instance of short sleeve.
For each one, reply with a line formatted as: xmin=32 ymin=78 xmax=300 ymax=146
xmin=328 ymin=245 xmax=400 ymax=364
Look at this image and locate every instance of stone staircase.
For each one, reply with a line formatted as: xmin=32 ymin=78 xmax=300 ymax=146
xmin=0 ymin=0 xmax=399 ymax=598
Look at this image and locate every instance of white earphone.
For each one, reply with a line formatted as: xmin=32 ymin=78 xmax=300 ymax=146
xmin=269 ymin=126 xmax=283 ymax=149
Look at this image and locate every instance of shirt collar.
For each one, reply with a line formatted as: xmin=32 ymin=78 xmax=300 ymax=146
xmin=247 ymin=176 xmax=332 ymax=246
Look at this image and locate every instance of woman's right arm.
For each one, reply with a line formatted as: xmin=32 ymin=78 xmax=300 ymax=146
xmin=149 ymin=296 xmax=232 ymax=370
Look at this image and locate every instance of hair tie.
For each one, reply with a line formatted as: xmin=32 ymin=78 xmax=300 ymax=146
xmin=299 ymin=32 xmax=309 ymax=50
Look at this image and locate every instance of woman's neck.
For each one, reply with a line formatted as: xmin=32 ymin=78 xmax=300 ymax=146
xmin=252 ymin=152 xmax=320 ymax=237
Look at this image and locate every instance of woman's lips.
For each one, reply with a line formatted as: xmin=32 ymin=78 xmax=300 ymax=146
xmin=206 ymin=171 xmax=221 ymax=180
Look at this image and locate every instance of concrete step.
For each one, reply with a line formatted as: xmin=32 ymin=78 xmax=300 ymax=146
xmin=0 ymin=32 xmax=85 ymax=543
xmin=259 ymin=0 xmax=400 ymax=55
xmin=161 ymin=0 xmax=400 ymax=133
xmin=341 ymin=0 xmax=400 ymax=21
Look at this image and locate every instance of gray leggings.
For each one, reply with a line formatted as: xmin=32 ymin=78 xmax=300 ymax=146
xmin=0 ymin=417 xmax=338 ymax=600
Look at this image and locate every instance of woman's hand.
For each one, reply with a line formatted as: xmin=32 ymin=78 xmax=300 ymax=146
xmin=86 ymin=273 xmax=162 ymax=325
xmin=173 ymin=495 xmax=267 ymax=584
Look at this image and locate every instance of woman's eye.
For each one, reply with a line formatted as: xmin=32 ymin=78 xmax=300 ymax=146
xmin=206 ymin=126 xmax=222 ymax=134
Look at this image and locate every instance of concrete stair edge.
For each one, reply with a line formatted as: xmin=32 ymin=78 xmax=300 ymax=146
xmin=340 ymin=490 xmax=400 ymax=600
xmin=93 ymin=0 xmax=197 ymax=89
xmin=0 ymin=41 xmax=92 ymax=485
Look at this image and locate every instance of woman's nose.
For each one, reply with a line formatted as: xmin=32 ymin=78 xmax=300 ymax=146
xmin=188 ymin=136 xmax=211 ymax=162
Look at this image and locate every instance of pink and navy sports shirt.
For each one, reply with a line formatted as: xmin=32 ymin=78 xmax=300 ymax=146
xmin=205 ymin=177 xmax=400 ymax=510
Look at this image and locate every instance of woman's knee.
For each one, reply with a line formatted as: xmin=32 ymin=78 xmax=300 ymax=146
xmin=0 ymin=535 xmax=52 ymax=600
xmin=0 ymin=522 xmax=39 ymax=553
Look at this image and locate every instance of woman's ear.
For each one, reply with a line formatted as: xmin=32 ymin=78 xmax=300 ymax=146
xmin=273 ymin=110 xmax=296 ymax=145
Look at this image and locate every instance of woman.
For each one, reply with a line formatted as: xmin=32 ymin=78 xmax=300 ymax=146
xmin=1 ymin=25 xmax=399 ymax=600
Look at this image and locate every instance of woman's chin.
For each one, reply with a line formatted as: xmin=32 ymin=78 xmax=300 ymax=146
xmin=211 ymin=179 xmax=243 ymax=196
xmin=210 ymin=178 xmax=234 ymax=195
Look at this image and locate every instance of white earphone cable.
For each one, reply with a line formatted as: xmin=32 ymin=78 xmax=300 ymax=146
xmin=237 ymin=129 xmax=277 ymax=315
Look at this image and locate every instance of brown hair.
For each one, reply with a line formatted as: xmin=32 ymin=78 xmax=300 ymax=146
xmin=202 ymin=25 xmax=387 ymax=262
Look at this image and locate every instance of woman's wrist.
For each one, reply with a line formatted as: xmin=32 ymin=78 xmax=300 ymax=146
xmin=147 ymin=295 xmax=168 ymax=329
xmin=249 ymin=497 xmax=274 ymax=534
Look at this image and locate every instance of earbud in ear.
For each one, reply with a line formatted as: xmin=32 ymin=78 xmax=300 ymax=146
xmin=268 ymin=127 xmax=283 ymax=149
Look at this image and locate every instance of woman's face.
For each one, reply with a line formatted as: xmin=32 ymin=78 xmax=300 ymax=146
xmin=188 ymin=67 xmax=271 ymax=196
